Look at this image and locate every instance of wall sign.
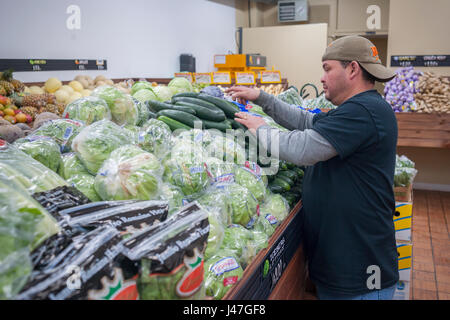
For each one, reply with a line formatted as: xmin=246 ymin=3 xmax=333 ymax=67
xmin=66 ymin=5 xmax=81 ymax=30
xmin=391 ymin=55 xmax=450 ymax=67
xmin=0 ymin=59 xmax=107 ymax=72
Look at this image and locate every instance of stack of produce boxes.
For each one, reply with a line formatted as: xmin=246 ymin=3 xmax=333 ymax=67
xmin=392 ymin=155 xmax=417 ymax=300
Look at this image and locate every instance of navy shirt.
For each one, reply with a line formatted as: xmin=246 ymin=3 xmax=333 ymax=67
xmin=303 ymin=89 xmax=399 ymax=295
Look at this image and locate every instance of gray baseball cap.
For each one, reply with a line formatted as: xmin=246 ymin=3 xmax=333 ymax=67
xmin=322 ymin=35 xmax=396 ymax=82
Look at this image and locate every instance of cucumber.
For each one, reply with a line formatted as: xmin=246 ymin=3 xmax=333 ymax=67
xmin=293 ymin=167 xmax=304 ymax=179
xmin=157 ymin=116 xmax=191 ymax=131
xmin=275 ymin=174 xmax=294 ymax=187
xmin=174 ymin=101 xmax=225 ymax=122
xmin=272 ymin=178 xmax=291 ymax=191
xmin=290 ymin=185 xmax=303 ymax=194
xmin=156 ymin=109 xmax=202 ymax=128
xmin=202 ymin=119 xmax=232 ymax=132
xmin=269 ymin=184 xmax=284 ymax=194
xmin=147 ymin=100 xmax=196 ymax=115
xmin=277 ymin=170 xmax=298 ymax=181
xmin=148 ymin=110 xmax=157 ymax=119
xmin=230 ymin=119 xmax=247 ymax=131
xmin=197 ymin=94 xmax=239 ymax=118
xmin=172 ymin=97 xmax=226 ymax=120
xmin=172 ymin=92 xmax=200 ymax=99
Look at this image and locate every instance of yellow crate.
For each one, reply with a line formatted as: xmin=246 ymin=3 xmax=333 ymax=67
xmin=397 ymin=242 xmax=412 ymax=281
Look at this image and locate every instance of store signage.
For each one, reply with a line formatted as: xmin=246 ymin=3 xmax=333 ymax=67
xmin=66 ymin=5 xmax=81 ymax=30
xmin=174 ymin=72 xmax=193 ymax=83
xmin=212 ymin=72 xmax=231 ymax=84
xmin=0 ymin=59 xmax=107 ymax=72
xmin=193 ymin=73 xmax=212 ymax=84
xmin=366 ymin=5 xmax=381 ymax=30
xmin=214 ymin=55 xmax=227 ymax=65
xmin=235 ymin=72 xmax=255 ymax=85
xmin=391 ymin=55 xmax=450 ymax=67
xmin=260 ymin=71 xmax=282 ymax=84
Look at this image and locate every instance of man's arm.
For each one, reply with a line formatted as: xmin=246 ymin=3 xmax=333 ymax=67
xmin=254 ymin=90 xmax=315 ymax=131
xmin=256 ymin=125 xmax=338 ymax=166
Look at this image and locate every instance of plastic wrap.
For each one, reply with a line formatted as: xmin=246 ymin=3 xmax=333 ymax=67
xmin=13 ymin=135 xmax=63 ymax=173
xmin=260 ymin=192 xmax=290 ymax=224
xmin=0 ymin=142 xmax=67 ymax=194
xmin=159 ymin=183 xmax=186 ymax=216
xmin=0 ymin=180 xmax=60 ymax=299
xmin=58 ymin=152 xmax=89 ymax=180
xmin=204 ymin=252 xmax=243 ymax=300
xmin=204 ymin=156 xmax=236 ymax=186
xmin=132 ymin=96 xmax=151 ymax=126
xmin=67 ymin=174 xmax=101 ymax=202
xmin=204 ymin=132 xmax=246 ymax=164
xmin=62 ymin=96 xmax=112 ymax=125
xmin=221 ymin=183 xmax=260 ymax=228
xmin=32 ymin=119 xmax=85 ymax=153
xmin=277 ymin=87 xmax=303 ymax=106
xmin=253 ymin=213 xmax=278 ymax=237
xmin=394 ymin=155 xmax=418 ymax=187
xmin=91 ymin=86 xmax=139 ymax=126
xmin=94 ymin=145 xmax=163 ymax=201
xmin=71 ymin=119 xmax=134 ymax=175
xmin=235 ymin=161 xmax=267 ymax=202
xmin=122 ymin=202 xmax=209 ymax=300
xmin=136 ymin=119 xmax=173 ymax=159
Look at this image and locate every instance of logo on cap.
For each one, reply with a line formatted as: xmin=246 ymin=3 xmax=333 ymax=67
xmin=371 ymin=46 xmax=379 ymax=61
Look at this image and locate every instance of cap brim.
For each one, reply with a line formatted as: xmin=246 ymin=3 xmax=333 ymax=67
xmin=359 ymin=62 xmax=396 ymax=82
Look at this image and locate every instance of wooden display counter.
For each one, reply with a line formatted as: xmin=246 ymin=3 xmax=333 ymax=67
xmin=223 ymin=201 xmax=306 ymax=300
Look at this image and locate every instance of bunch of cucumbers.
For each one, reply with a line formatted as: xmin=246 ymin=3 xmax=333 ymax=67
xmin=146 ymin=91 xmax=244 ymax=133
xmin=267 ymin=161 xmax=304 ymax=208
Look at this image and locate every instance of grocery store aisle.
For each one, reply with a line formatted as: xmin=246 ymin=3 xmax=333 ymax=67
xmin=411 ymin=190 xmax=450 ymax=300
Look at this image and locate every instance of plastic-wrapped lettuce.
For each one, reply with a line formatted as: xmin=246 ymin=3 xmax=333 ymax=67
xmin=200 ymin=206 xmax=226 ymax=260
xmin=94 ymin=145 xmax=162 ymax=201
xmin=204 ymin=133 xmax=246 ymax=164
xmin=234 ymin=162 xmax=267 ymax=202
xmin=277 ymin=87 xmax=303 ymax=106
xmin=58 ymin=152 xmax=89 ymax=179
xmin=13 ymin=136 xmax=62 ymax=173
xmin=62 ymin=96 xmax=111 ymax=125
xmin=0 ymin=142 xmax=67 ymax=194
xmin=71 ymin=119 xmax=134 ymax=175
xmin=91 ymin=86 xmax=139 ymax=126
xmin=32 ymin=119 xmax=85 ymax=153
xmin=132 ymin=88 xmax=158 ymax=104
xmin=204 ymin=156 xmax=236 ymax=186
xmin=131 ymin=81 xmax=154 ymax=96
xmin=67 ymin=173 xmax=101 ymax=202
xmin=132 ymin=97 xmax=151 ymax=126
xmin=223 ymin=183 xmax=259 ymax=228
xmin=204 ymin=252 xmax=243 ymax=300
xmin=152 ymin=85 xmax=173 ymax=102
xmin=260 ymin=192 xmax=290 ymax=224
xmin=136 ymin=119 xmax=172 ymax=159
xmin=159 ymin=183 xmax=186 ymax=216
xmin=0 ymin=180 xmax=60 ymax=299
xmin=253 ymin=213 xmax=279 ymax=237
xmin=168 ymin=77 xmax=193 ymax=95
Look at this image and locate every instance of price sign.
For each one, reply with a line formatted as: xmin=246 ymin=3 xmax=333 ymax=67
xmin=212 ymin=72 xmax=231 ymax=84
xmin=391 ymin=55 xmax=450 ymax=67
xmin=0 ymin=59 xmax=107 ymax=71
xmin=174 ymin=72 xmax=193 ymax=83
xmin=260 ymin=71 xmax=282 ymax=83
xmin=194 ymin=73 xmax=212 ymax=84
xmin=235 ymin=72 xmax=256 ymax=85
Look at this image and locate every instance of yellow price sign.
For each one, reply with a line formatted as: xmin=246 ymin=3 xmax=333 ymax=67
xmin=212 ymin=72 xmax=231 ymax=84
xmin=235 ymin=72 xmax=256 ymax=85
xmin=260 ymin=71 xmax=282 ymax=84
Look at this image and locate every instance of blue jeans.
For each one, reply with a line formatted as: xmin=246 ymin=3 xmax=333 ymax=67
xmin=316 ymin=284 xmax=396 ymax=300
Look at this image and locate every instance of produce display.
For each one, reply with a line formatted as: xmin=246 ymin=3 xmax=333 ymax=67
xmin=384 ymin=67 xmax=421 ymax=112
xmin=414 ymin=72 xmax=450 ymax=113
xmin=0 ymin=76 xmax=305 ymax=300
xmin=394 ymin=154 xmax=418 ymax=188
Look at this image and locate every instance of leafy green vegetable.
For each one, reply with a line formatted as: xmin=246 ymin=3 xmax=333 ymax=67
xmin=131 ymin=81 xmax=154 ymax=96
xmin=132 ymin=88 xmax=158 ymax=103
xmin=152 ymin=85 xmax=173 ymax=102
xmin=32 ymin=119 xmax=85 ymax=153
xmin=91 ymin=86 xmax=139 ymax=126
xmin=253 ymin=213 xmax=278 ymax=237
xmin=204 ymin=252 xmax=243 ymax=299
xmin=62 ymin=96 xmax=111 ymax=125
xmin=67 ymin=173 xmax=101 ymax=202
xmin=224 ymin=183 xmax=259 ymax=228
xmin=132 ymin=97 xmax=151 ymax=126
xmin=136 ymin=119 xmax=172 ymax=159
xmin=159 ymin=183 xmax=186 ymax=216
xmin=58 ymin=152 xmax=89 ymax=179
xmin=71 ymin=119 xmax=134 ymax=175
xmin=14 ymin=136 xmax=62 ymax=172
xmin=260 ymin=192 xmax=289 ymax=223
xmin=234 ymin=165 xmax=267 ymax=202
xmin=277 ymin=88 xmax=303 ymax=105
xmin=168 ymin=77 xmax=193 ymax=95
xmin=94 ymin=145 xmax=162 ymax=201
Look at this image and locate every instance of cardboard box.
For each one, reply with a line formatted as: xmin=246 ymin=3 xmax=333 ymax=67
xmin=394 ymin=202 xmax=413 ymax=241
xmin=397 ymin=242 xmax=413 ymax=281
xmin=394 ymin=184 xmax=413 ymax=202
xmin=393 ymin=280 xmax=410 ymax=300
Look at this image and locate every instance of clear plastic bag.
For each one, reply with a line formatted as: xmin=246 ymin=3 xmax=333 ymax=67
xmin=67 ymin=173 xmax=101 ymax=202
xmin=94 ymin=145 xmax=163 ymax=201
xmin=71 ymin=119 xmax=134 ymax=175
xmin=394 ymin=167 xmax=418 ymax=187
xmin=62 ymin=96 xmax=112 ymax=125
xmin=234 ymin=161 xmax=267 ymax=202
xmin=58 ymin=152 xmax=89 ymax=180
xmin=136 ymin=119 xmax=173 ymax=160
xmin=260 ymin=192 xmax=290 ymax=224
xmin=159 ymin=182 xmax=186 ymax=216
xmin=32 ymin=119 xmax=85 ymax=153
xmin=277 ymin=87 xmax=303 ymax=106
xmin=396 ymin=154 xmax=415 ymax=168
xmin=204 ymin=252 xmax=243 ymax=299
xmin=221 ymin=183 xmax=260 ymax=229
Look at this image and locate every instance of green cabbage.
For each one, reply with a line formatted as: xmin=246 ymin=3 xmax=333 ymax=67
xmin=62 ymin=96 xmax=111 ymax=125
xmin=260 ymin=192 xmax=289 ymax=223
xmin=32 ymin=119 xmax=85 ymax=153
xmin=224 ymin=183 xmax=259 ymax=228
xmin=94 ymin=145 xmax=162 ymax=201
xmin=168 ymin=77 xmax=193 ymax=95
xmin=253 ymin=213 xmax=278 ymax=237
xmin=131 ymin=81 xmax=154 ymax=96
xmin=67 ymin=173 xmax=101 ymax=202
xmin=58 ymin=152 xmax=89 ymax=179
xmin=152 ymin=85 xmax=173 ymax=102
xmin=234 ymin=165 xmax=267 ymax=202
xmin=136 ymin=119 xmax=172 ymax=159
xmin=132 ymin=88 xmax=158 ymax=103
xmin=71 ymin=119 xmax=134 ymax=175
xmin=132 ymin=97 xmax=151 ymax=126
xmin=14 ymin=136 xmax=62 ymax=173
xmin=91 ymin=86 xmax=139 ymax=126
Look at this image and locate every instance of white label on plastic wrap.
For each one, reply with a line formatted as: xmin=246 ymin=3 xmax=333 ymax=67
xmin=265 ymin=214 xmax=278 ymax=225
xmin=210 ymin=257 xmax=240 ymax=276
xmin=63 ymin=127 xmax=74 ymax=140
xmin=214 ymin=173 xmax=235 ymax=184
xmin=189 ymin=166 xmax=204 ymax=174
xmin=137 ymin=132 xmax=146 ymax=144
xmin=246 ymin=216 xmax=256 ymax=229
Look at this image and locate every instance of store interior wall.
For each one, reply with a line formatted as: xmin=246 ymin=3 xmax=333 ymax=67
xmin=1 ymin=0 xmax=237 ymax=82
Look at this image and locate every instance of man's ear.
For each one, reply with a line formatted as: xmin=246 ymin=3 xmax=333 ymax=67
xmin=348 ymin=61 xmax=360 ymax=80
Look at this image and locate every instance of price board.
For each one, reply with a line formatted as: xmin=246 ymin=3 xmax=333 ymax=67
xmin=212 ymin=72 xmax=231 ymax=84
xmin=193 ymin=73 xmax=212 ymax=84
xmin=391 ymin=55 xmax=450 ymax=67
xmin=260 ymin=70 xmax=282 ymax=84
xmin=235 ymin=72 xmax=256 ymax=85
xmin=174 ymin=72 xmax=193 ymax=83
xmin=0 ymin=59 xmax=107 ymax=71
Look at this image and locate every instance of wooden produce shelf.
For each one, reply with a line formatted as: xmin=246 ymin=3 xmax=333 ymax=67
xmin=396 ymin=113 xmax=450 ymax=148
xmin=223 ymin=200 xmax=304 ymax=300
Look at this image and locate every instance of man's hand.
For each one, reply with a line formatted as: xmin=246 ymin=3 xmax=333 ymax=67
xmin=234 ymin=112 xmax=267 ymax=135
xmin=225 ymin=86 xmax=261 ymax=105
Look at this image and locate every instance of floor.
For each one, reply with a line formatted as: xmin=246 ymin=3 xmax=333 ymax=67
xmin=303 ymin=189 xmax=450 ymax=300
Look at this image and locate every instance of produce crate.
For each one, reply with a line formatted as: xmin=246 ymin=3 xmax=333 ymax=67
xmin=223 ymin=200 xmax=303 ymax=300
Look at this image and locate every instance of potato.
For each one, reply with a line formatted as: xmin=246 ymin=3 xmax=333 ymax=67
xmin=94 ymin=75 xmax=107 ymax=83
xmin=105 ymin=79 xmax=114 ymax=86
xmin=69 ymin=80 xmax=84 ymax=92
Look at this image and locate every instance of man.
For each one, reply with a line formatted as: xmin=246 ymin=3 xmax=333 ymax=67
xmin=226 ymin=35 xmax=399 ymax=300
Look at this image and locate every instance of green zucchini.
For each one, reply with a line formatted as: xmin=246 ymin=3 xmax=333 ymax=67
xmin=230 ymin=119 xmax=247 ymax=131
xmin=293 ymin=167 xmax=304 ymax=179
xmin=148 ymin=110 xmax=157 ymax=119
xmin=272 ymin=178 xmax=291 ymax=191
xmin=172 ymin=97 xmax=226 ymax=119
xmin=157 ymin=116 xmax=191 ymax=131
xmin=197 ymin=94 xmax=239 ymax=118
xmin=275 ymin=174 xmax=294 ymax=187
xmin=202 ymin=119 xmax=232 ymax=132
xmin=174 ymin=101 xmax=225 ymax=122
xmin=268 ymin=184 xmax=284 ymax=194
xmin=156 ymin=109 xmax=202 ymax=128
xmin=172 ymin=92 xmax=200 ymax=99
xmin=147 ymin=100 xmax=196 ymax=115
xmin=277 ymin=170 xmax=298 ymax=181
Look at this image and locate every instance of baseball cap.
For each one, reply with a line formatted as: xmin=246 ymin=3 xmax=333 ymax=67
xmin=322 ymin=35 xmax=396 ymax=82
